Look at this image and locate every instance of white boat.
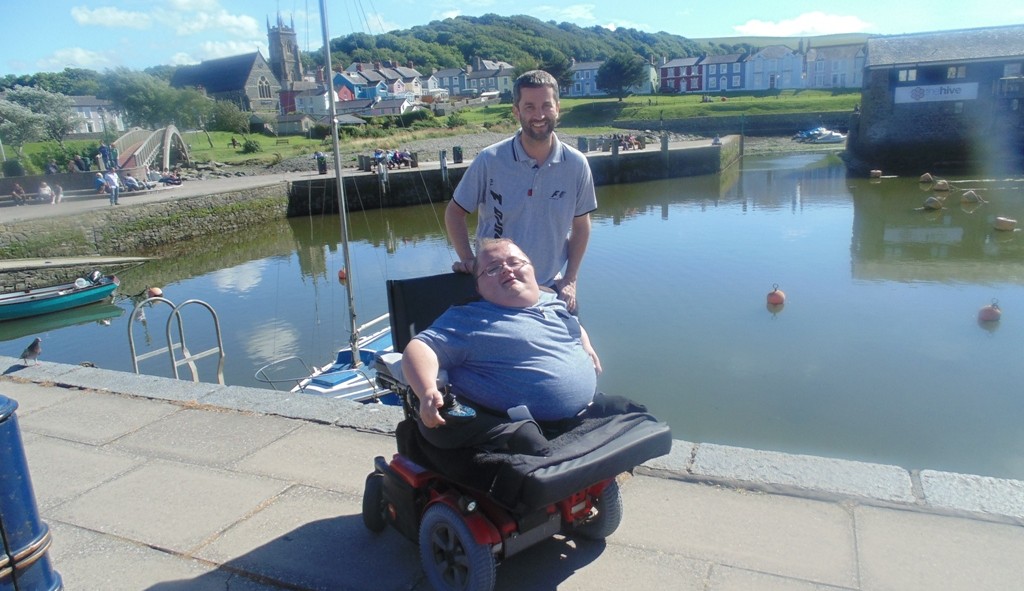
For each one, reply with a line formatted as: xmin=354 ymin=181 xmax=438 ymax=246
xmin=807 ymin=130 xmax=847 ymax=144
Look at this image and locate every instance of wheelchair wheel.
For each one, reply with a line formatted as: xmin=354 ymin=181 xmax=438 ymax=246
xmin=572 ymin=479 xmax=623 ymax=540
xmin=419 ymin=503 xmax=496 ymax=591
xmin=362 ymin=472 xmax=387 ymax=532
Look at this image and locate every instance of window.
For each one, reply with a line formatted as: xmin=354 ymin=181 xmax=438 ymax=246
xmin=898 ymin=68 xmax=917 ymax=82
xmin=732 ymin=75 xmax=740 ymax=87
xmin=709 ymin=64 xmax=717 ymax=74
xmin=947 ymin=65 xmax=967 ymax=79
xmin=1004 ymin=63 xmax=1022 ymax=77
xmin=258 ymin=77 xmax=272 ymax=99
xmin=709 ymin=77 xmax=717 ymax=89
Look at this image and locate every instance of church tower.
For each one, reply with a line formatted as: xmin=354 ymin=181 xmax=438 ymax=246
xmin=267 ymin=12 xmax=303 ymax=89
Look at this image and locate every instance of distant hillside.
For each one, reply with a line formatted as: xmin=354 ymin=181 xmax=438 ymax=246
xmin=314 ymin=14 xmax=781 ymax=74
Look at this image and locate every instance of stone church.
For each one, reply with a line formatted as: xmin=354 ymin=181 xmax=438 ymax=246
xmin=170 ymin=12 xmax=314 ymax=114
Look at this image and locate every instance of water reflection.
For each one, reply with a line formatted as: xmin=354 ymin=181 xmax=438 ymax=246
xmin=4 ymin=153 xmax=1024 ymax=480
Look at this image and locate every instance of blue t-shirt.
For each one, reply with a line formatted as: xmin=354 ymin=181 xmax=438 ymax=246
xmin=412 ymin=291 xmax=597 ymax=421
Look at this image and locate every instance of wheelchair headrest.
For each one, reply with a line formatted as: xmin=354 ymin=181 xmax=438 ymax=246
xmin=386 ymin=272 xmax=478 ymax=352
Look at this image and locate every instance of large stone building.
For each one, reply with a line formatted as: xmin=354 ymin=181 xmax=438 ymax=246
xmin=170 ymin=51 xmax=281 ymax=113
xmin=846 ymin=25 xmax=1024 ymax=174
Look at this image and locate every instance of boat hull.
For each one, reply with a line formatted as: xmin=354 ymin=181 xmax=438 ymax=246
xmin=0 ymin=276 xmax=120 ymax=321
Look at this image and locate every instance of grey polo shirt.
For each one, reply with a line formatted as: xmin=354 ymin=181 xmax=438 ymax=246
xmin=452 ymin=131 xmax=597 ymax=286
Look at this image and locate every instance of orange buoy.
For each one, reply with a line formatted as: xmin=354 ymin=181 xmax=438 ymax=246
xmin=337 ymin=268 xmax=348 ymax=282
xmin=146 ymin=286 xmax=163 ymax=298
xmin=766 ymin=284 xmax=786 ymax=306
xmin=978 ymin=300 xmax=1002 ymax=322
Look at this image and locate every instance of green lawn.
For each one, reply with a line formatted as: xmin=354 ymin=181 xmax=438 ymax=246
xmin=13 ymin=91 xmax=860 ymax=169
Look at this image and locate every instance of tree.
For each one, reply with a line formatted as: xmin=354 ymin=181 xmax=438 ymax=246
xmin=597 ymin=52 xmax=648 ymax=101
xmin=4 ymin=85 xmax=80 ymax=146
xmin=209 ymin=100 xmax=249 ymax=134
xmin=0 ymin=101 xmax=45 ymax=158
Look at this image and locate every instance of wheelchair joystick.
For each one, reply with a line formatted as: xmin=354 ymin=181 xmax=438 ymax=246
xmin=440 ymin=391 xmax=476 ymax=423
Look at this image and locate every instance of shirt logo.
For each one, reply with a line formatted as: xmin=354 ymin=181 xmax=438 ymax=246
xmin=549 ymin=190 xmax=566 ymax=200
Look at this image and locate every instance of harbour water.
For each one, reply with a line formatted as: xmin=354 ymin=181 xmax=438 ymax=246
xmin=3 ymin=151 xmax=1024 ymax=481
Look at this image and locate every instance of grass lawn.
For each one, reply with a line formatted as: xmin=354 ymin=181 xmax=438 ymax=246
xmin=12 ymin=91 xmax=859 ymax=169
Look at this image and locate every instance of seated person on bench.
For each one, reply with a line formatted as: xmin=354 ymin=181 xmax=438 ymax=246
xmin=402 ymin=238 xmax=602 ymax=456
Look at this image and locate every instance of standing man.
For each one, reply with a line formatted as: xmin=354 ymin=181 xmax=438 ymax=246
xmin=103 ymin=170 xmax=120 ymax=205
xmin=445 ymin=70 xmax=597 ymax=313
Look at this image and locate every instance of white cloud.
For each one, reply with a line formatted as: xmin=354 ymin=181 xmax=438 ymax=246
xmin=168 ymin=52 xmax=200 ymax=66
xmin=440 ymin=10 xmax=461 ymax=20
xmin=364 ymin=13 xmax=403 ymax=34
xmin=196 ymin=40 xmax=268 ymax=60
xmin=167 ymin=9 xmax=261 ymax=37
xmin=70 ymin=6 xmax=151 ymax=29
xmin=734 ymin=12 xmax=873 ymax=36
xmin=37 ymin=47 xmax=115 ymax=71
xmin=211 ymin=261 xmax=265 ymax=293
xmin=535 ymin=4 xmax=598 ymax=24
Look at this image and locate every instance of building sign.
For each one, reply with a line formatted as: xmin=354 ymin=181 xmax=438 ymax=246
xmin=895 ymin=82 xmax=978 ymax=103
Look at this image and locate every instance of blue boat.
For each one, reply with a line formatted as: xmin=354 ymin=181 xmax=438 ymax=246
xmin=0 ymin=272 xmax=120 ymax=321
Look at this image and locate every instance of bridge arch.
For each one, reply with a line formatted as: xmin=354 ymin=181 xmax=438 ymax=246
xmin=114 ymin=125 xmax=191 ymax=172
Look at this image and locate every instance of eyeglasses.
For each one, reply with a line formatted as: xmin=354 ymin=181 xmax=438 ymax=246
xmin=477 ymin=257 xmax=531 ymax=278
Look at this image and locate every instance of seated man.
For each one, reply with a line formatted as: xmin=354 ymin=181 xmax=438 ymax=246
xmin=10 ymin=183 xmax=27 ymax=205
xmin=93 ymin=172 xmax=108 ymax=194
xmin=402 ymin=238 xmax=602 ymax=455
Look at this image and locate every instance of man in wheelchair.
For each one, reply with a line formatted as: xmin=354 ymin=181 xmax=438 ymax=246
xmin=401 ymin=237 xmax=603 ymax=456
xmin=365 ymin=238 xmax=671 ymax=591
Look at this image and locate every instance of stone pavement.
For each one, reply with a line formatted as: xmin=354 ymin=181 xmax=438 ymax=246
xmin=1 ymin=358 xmax=1023 ymax=591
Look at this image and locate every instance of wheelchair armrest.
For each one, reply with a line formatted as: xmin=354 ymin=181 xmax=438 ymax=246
xmin=375 ymin=352 xmax=449 ymax=390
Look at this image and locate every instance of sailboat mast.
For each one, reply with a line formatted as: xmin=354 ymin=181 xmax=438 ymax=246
xmin=318 ymin=0 xmax=362 ymax=367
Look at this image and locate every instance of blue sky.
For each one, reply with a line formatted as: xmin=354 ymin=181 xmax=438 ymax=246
xmin=1 ymin=0 xmax=1021 ymax=77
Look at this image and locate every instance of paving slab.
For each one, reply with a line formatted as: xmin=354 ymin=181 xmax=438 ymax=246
xmin=16 ymin=388 xmax=180 ymax=445
xmin=495 ymin=540 xmax=711 ymax=591
xmin=854 ymin=505 xmax=1024 ymax=591
xmin=197 ymin=485 xmax=422 ymax=591
xmin=233 ymin=422 xmax=393 ymax=496
xmin=708 ymin=565 xmax=856 ymax=591
xmin=20 ymin=434 xmax=144 ymax=511
xmin=0 ymin=377 xmax=79 ymax=413
xmin=49 ymin=522 xmax=279 ymax=591
xmin=49 ymin=459 xmax=291 ymax=553
xmin=108 ymin=407 xmax=303 ymax=468
xmin=618 ymin=476 xmax=858 ymax=588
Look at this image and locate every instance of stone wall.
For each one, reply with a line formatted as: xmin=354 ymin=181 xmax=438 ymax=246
xmin=0 ymin=185 xmax=287 ymax=260
xmin=288 ymin=136 xmax=743 ymax=216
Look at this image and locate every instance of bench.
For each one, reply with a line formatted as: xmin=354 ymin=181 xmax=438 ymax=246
xmin=275 ymin=138 xmax=290 ymax=145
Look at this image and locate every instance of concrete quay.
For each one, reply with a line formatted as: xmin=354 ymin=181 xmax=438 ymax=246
xmin=1 ymin=358 xmax=1022 ymax=591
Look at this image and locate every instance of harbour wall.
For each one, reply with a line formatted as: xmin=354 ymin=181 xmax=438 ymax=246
xmin=287 ymin=135 xmax=741 ymax=216
xmin=0 ymin=184 xmax=286 ymax=291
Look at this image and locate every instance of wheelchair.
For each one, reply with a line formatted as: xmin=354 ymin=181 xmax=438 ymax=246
xmin=361 ymin=273 xmax=673 ymax=591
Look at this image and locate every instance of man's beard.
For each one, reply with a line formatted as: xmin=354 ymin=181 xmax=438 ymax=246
xmin=521 ymin=118 xmax=556 ymax=142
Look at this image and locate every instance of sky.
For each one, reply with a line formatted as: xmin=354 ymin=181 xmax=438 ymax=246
xmin=1 ymin=0 xmax=1022 ymax=77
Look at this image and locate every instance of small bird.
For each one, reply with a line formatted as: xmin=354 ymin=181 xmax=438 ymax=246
xmin=20 ymin=337 xmax=42 ymax=366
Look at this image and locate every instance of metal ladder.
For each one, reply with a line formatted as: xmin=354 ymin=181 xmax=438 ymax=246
xmin=128 ymin=296 xmax=225 ymax=385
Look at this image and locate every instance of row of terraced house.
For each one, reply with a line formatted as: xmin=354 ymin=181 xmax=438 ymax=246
xmin=566 ymin=42 xmax=865 ymax=98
